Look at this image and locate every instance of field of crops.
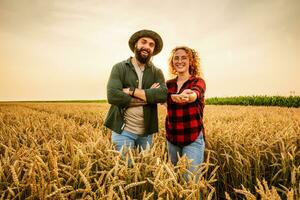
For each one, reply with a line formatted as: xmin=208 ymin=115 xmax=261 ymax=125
xmin=0 ymin=103 xmax=299 ymax=199
xmin=206 ymin=96 xmax=300 ymax=107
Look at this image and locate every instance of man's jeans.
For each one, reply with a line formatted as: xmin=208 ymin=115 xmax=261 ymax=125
xmin=112 ymin=130 xmax=153 ymax=151
xmin=167 ymin=132 xmax=205 ymax=181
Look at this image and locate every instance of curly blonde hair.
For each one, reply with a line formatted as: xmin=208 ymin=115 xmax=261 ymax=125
xmin=168 ymin=46 xmax=203 ymax=78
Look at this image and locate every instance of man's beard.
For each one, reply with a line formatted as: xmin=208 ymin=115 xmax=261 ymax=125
xmin=134 ymin=47 xmax=152 ymax=64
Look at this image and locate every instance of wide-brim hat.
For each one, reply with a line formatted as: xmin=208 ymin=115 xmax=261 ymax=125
xmin=128 ymin=29 xmax=163 ymax=56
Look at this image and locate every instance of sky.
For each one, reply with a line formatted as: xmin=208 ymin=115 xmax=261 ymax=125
xmin=0 ymin=0 xmax=299 ymax=101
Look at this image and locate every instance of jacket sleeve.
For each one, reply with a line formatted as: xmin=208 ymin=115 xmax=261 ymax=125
xmin=144 ymin=68 xmax=168 ymax=104
xmin=107 ymin=64 xmax=131 ymax=108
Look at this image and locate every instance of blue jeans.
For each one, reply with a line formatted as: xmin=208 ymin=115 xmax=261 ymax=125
xmin=167 ymin=132 xmax=205 ymax=181
xmin=111 ymin=130 xmax=153 ymax=151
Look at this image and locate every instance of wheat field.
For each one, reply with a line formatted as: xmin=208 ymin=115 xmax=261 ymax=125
xmin=0 ymin=103 xmax=299 ymax=199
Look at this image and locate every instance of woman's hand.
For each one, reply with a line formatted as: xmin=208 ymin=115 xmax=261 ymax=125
xmin=171 ymin=94 xmax=189 ymax=104
xmin=182 ymin=89 xmax=197 ymax=103
xmin=171 ymin=89 xmax=197 ymax=104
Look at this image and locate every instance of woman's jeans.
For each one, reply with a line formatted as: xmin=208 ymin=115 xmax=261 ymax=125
xmin=167 ymin=132 xmax=205 ymax=182
xmin=112 ymin=130 xmax=153 ymax=151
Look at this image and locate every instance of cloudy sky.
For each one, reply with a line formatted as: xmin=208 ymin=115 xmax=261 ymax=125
xmin=0 ymin=0 xmax=299 ymax=101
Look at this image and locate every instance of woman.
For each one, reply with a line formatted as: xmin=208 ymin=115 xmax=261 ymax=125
xmin=165 ymin=46 xmax=206 ymax=181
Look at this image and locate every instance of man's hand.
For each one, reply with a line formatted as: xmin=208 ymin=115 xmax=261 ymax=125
xmin=123 ymin=88 xmax=131 ymax=95
xmin=150 ymin=83 xmax=160 ymax=89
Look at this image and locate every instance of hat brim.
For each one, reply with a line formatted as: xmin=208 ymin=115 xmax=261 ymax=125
xmin=128 ymin=29 xmax=163 ymax=56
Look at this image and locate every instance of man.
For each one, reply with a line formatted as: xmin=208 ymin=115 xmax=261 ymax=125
xmin=104 ymin=29 xmax=167 ymax=151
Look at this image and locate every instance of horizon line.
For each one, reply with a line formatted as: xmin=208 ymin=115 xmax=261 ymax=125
xmin=1 ymin=95 xmax=299 ymax=103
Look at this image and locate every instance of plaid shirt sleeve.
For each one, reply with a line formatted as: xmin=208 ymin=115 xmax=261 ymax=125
xmin=166 ymin=76 xmax=205 ymax=146
xmin=191 ymin=78 xmax=206 ymax=101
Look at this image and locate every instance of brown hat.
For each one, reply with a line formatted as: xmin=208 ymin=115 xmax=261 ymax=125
xmin=128 ymin=29 xmax=163 ymax=55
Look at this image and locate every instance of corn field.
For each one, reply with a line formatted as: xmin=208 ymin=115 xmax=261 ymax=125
xmin=0 ymin=103 xmax=299 ymax=199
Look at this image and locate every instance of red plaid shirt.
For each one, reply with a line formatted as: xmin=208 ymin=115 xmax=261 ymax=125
xmin=165 ymin=76 xmax=206 ymax=146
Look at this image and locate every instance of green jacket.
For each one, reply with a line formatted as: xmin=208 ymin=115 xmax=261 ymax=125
xmin=104 ymin=58 xmax=168 ymax=135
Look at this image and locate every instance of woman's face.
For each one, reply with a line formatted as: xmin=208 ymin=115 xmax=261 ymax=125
xmin=172 ymin=49 xmax=190 ymax=74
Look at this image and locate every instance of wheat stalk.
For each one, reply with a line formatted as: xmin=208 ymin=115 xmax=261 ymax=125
xmin=46 ymin=185 xmax=73 ymax=198
xmin=10 ymin=165 xmax=19 ymax=187
xmin=124 ymin=180 xmax=147 ymax=191
xmin=79 ymin=170 xmax=92 ymax=192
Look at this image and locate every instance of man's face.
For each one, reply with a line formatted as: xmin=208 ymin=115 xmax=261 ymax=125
xmin=134 ymin=37 xmax=155 ymax=64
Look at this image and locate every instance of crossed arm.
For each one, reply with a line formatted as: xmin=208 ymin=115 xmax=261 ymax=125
xmin=123 ymin=83 xmax=160 ymax=107
xmin=107 ymin=65 xmax=167 ymax=108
